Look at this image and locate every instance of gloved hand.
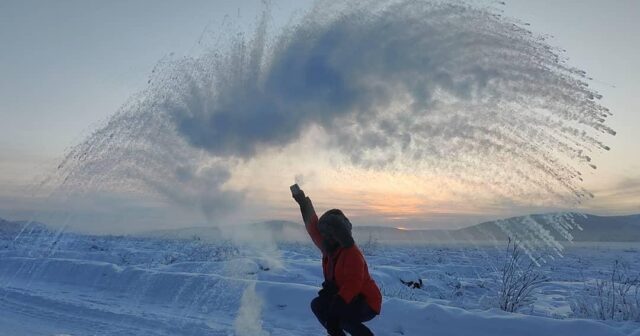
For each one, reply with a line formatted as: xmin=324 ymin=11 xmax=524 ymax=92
xmin=318 ymin=281 xmax=339 ymax=297
xmin=290 ymin=184 xmax=306 ymax=205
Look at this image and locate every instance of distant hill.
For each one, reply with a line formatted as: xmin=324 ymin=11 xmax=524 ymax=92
xmin=135 ymin=213 xmax=640 ymax=244
xmin=351 ymin=213 xmax=640 ymax=243
xmin=457 ymin=213 xmax=640 ymax=243
xmin=0 ymin=217 xmax=48 ymax=239
xmin=134 ymin=220 xmax=309 ymax=242
xmin=4 ymin=213 xmax=640 ymax=243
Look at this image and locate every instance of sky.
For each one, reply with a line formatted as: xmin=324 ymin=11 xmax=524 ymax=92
xmin=0 ymin=0 xmax=638 ymax=233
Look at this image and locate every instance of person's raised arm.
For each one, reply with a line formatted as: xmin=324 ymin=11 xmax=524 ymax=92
xmin=291 ymin=185 xmax=323 ymax=252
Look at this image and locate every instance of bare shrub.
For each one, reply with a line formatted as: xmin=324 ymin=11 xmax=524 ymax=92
xmin=498 ymin=238 xmax=549 ymax=312
xmin=571 ymin=260 xmax=640 ymax=321
xmin=360 ymin=232 xmax=380 ymax=256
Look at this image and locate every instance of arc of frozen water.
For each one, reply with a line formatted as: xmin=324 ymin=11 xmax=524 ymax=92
xmin=43 ymin=0 xmax=614 ymax=259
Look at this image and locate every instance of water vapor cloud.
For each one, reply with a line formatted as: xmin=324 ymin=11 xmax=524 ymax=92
xmin=51 ymin=0 xmax=614 ymax=227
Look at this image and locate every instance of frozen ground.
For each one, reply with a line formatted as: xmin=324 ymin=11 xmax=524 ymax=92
xmin=1 ymin=227 xmax=639 ymax=336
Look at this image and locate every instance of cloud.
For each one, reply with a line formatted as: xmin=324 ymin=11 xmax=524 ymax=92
xmin=581 ymin=176 xmax=640 ymax=213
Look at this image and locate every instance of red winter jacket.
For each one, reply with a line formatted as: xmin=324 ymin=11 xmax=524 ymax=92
xmin=301 ymin=198 xmax=382 ymax=314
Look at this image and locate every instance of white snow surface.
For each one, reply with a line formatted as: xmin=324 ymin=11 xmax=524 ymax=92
xmin=1 ymin=230 xmax=638 ymax=336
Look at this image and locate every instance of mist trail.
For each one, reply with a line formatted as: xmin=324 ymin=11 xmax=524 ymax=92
xmin=48 ymin=0 xmax=614 ymax=255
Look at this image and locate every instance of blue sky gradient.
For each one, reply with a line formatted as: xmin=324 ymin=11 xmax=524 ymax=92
xmin=0 ymin=0 xmax=638 ymax=232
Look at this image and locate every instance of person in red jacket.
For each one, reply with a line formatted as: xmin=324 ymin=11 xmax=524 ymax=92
xmin=291 ymin=185 xmax=382 ymax=336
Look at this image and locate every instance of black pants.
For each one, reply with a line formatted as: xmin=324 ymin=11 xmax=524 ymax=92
xmin=311 ymin=294 xmax=377 ymax=336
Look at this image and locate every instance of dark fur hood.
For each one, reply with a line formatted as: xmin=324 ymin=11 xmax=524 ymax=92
xmin=318 ymin=209 xmax=354 ymax=249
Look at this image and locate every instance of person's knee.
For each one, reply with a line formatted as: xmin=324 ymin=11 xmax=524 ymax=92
xmin=310 ymin=296 xmax=323 ymax=315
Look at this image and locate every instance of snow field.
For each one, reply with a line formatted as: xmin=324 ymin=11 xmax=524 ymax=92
xmin=1 ymin=231 xmax=638 ymax=335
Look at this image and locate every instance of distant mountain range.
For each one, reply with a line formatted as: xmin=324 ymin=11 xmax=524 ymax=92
xmin=306 ymin=213 xmax=637 ymax=243
xmin=129 ymin=213 xmax=640 ymax=243
xmin=2 ymin=213 xmax=640 ymax=243
xmin=456 ymin=213 xmax=640 ymax=243
xmin=0 ymin=218 xmax=48 ymax=238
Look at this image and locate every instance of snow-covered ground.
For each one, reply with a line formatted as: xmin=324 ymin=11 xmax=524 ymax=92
xmin=1 ymin=228 xmax=639 ymax=336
